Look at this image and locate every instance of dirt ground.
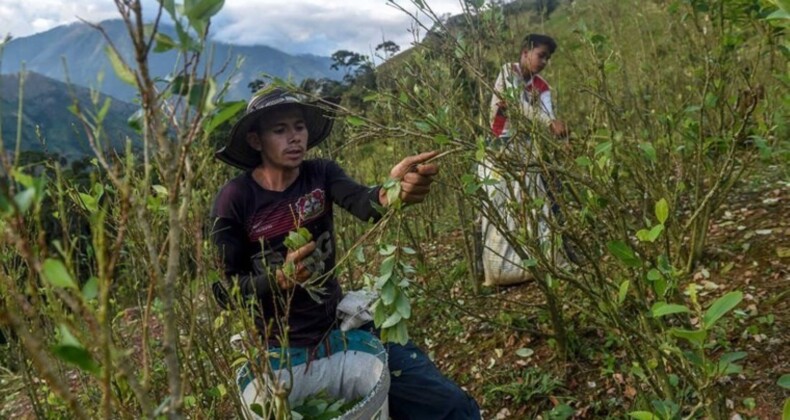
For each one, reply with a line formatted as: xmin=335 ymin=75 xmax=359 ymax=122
xmin=1 ymin=171 xmax=787 ymax=418
xmin=411 ymin=170 xmax=789 ymax=419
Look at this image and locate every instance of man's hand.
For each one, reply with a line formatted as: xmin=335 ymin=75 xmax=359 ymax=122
xmin=276 ymin=241 xmax=316 ymax=289
xmin=550 ymin=120 xmax=569 ymax=138
xmin=379 ymin=151 xmax=440 ymax=206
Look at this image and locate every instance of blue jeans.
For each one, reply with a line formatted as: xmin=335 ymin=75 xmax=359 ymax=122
xmin=384 ymin=339 xmax=481 ymax=419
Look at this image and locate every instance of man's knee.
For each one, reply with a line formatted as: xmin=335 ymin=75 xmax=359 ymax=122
xmin=444 ymin=385 xmax=480 ymax=419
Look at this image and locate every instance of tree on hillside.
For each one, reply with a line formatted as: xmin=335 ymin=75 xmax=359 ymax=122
xmin=502 ymin=0 xmax=560 ymax=17
xmin=350 ymin=62 xmax=376 ymax=89
xmin=375 ymin=41 xmax=401 ymax=60
xmin=299 ymin=77 xmax=345 ymax=97
xmin=330 ymin=50 xmax=371 ymax=84
xmin=248 ymin=78 xmax=267 ymax=93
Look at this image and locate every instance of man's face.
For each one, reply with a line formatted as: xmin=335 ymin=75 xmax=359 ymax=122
xmin=520 ymin=44 xmax=552 ymax=78
xmin=247 ymin=105 xmax=308 ymax=170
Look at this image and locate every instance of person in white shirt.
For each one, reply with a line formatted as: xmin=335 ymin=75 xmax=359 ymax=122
xmin=490 ymin=33 xmax=568 ymax=139
xmin=479 ymin=34 xmax=576 ymax=286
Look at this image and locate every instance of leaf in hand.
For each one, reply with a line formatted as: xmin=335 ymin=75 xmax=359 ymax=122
xmin=284 ymin=227 xmax=313 ymax=250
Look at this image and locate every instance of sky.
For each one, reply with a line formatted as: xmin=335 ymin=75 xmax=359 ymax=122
xmin=0 ymin=0 xmax=466 ymax=56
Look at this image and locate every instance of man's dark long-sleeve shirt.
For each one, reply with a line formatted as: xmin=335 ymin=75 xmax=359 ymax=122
xmin=210 ymin=159 xmax=382 ymax=347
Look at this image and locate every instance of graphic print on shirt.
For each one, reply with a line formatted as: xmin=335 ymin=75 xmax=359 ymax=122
xmin=294 ymin=189 xmax=325 ymax=221
xmin=247 ymin=188 xmax=327 ymax=242
xmin=250 ymin=231 xmax=333 ymax=280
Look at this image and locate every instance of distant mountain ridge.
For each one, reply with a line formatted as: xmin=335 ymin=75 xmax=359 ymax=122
xmin=1 ymin=19 xmax=342 ymax=102
xmin=0 ymin=72 xmax=138 ymax=161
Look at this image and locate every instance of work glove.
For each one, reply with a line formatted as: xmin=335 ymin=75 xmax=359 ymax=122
xmin=336 ymin=290 xmax=378 ymax=332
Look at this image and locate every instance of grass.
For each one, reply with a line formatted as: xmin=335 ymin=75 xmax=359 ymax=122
xmin=0 ymin=0 xmax=788 ymax=417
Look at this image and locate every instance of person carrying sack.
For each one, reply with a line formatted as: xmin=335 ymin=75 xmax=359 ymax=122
xmin=480 ymin=33 xmax=572 ymax=286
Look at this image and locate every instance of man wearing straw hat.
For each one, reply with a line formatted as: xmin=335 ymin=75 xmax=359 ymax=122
xmin=210 ymin=87 xmax=480 ymax=419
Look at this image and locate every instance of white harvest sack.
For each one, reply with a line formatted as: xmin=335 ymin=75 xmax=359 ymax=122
xmin=237 ymin=329 xmax=389 ymax=420
xmin=477 ymin=156 xmax=551 ymax=286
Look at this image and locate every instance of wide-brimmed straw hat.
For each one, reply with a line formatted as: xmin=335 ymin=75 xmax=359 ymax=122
xmin=215 ymin=88 xmax=335 ymax=170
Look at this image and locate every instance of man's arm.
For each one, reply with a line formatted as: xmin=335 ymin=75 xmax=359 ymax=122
xmin=325 ymin=154 xmax=439 ymax=222
xmin=211 ymin=217 xmax=319 ymax=308
xmin=210 ymin=217 xmax=278 ymax=308
xmin=538 ymin=90 xmax=569 ymax=138
xmin=490 ymin=64 xmax=511 ymax=137
xmin=209 ymin=181 xmax=300 ymax=308
xmin=325 ymin=161 xmax=384 ymax=222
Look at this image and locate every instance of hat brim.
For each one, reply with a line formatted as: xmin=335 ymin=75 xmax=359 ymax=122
xmin=215 ymin=100 xmax=335 ymax=170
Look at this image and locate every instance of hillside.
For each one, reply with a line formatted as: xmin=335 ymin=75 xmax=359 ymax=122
xmin=1 ymin=19 xmax=341 ymax=102
xmin=0 ymin=0 xmax=787 ymax=418
xmin=0 ymin=72 xmax=138 ymax=161
xmin=377 ymin=0 xmax=567 ymax=75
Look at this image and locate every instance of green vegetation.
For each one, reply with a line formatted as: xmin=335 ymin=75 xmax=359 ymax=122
xmin=0 ymin=72 xmax=138 ymax=162
xmin=1 ymin=0 xmax=788 ymax=419
xmin=290 ymin=390 xmax=362 ymax=420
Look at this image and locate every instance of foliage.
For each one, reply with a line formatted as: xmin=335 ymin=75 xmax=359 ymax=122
xmin=0 ymin=0 xmax=249 ymax=417
xmin=375 ymin=41 xmax=401 ymax=61
xmin=485 ymin=366 xmax=563 ymax=407
xmin=368 ymin=241 xmax=416 ymax=346
xmin=290 ymin=389 xmax=361 ymax=420
xmin=0 ymin=0 xmax=787 ymax=418
xmin=0 ymin=72 xmax=138 ymax=161
xmin=333 ymin=0 xmax=787 ymax=418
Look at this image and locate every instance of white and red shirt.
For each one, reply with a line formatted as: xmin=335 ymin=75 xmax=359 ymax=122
xmin=490 ymin=63 xmax=555 ymax=138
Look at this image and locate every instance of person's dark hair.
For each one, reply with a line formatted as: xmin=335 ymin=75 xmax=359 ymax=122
xmin=520 ymin=34 xmax=557 ymax=54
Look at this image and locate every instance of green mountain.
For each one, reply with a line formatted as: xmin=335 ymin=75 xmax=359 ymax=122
xmin=0 ymin=72 xmax=138 ymax=161
xmin=1 ymin=19 xmax=341 ymax=102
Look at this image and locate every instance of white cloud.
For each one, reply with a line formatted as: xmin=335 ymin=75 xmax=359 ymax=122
xmin=30 ymin=18 xmax=58 ymax=33
xmin=1 ymin=0 xmax=465 ymax=55
xmin=210 ymin=0 xmax=465 ymax=55
xmin=0 ymin=1 xmax=121 ymax=39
